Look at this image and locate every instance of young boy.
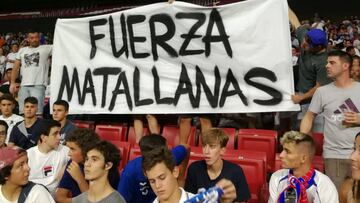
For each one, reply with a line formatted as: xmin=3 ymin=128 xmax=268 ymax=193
xmin=72 ymin=141 xmax=125 ymax=202
xmin=0 ymin=94 xmax=23 ymax=143
xmin=55 ymin=128 xmax=100 ymax=203
xmin=185 ymin=128 xmax=250 ymax=202
xmin=27 ymin=119 xmax=69 ymax=196
xmin=52 ymin=100 xmax=76 ymax=144
xmin=0 ymin=120 xmax=8 ymax=148
xmin=8 ymin=96 xmax=42 ymax=149
xmin=0 ymin=146 xmax=55 ymax=202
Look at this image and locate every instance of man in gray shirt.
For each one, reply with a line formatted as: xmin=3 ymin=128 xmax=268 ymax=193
xmin=72 ymin=141 xmax=125 ymax=203
xmin=301 ymin=50 xmax=360 ymax=190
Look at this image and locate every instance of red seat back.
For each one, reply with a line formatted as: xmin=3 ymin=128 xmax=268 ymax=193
xmin=312 ymin=132 xmax=324 ymax=156
xmin=73 ymin=120 xmax=95 ymax=130
xmin=111 ymin=141 xmax=130 ymax=171
xmin=95 ymin=125 xmax=127 ymax=142
xmin=238 ymin=129 xmax=277 ymax=172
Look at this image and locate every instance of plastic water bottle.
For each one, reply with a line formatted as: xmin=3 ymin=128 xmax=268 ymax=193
xmin=184 ymin=186 xmax=224 ymax=203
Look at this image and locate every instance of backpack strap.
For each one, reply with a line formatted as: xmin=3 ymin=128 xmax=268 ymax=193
xmin=18 ymin=181 xmax=36 ymax=203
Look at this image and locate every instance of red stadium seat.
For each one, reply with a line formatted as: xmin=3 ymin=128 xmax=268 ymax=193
xmin=73 ymin=120 xmax=95 ymax=130
xmin=95 ymin=124 xmax=127 ymax=142
xmin=162 ymin=126 xmax=196 ymax=146
xmin=223 ymin=156 xmax=266 ymax=203
xmin=312 ymin=132 xmax=324 ymax=156
xmin=111 ymin=141 xmax=130 ymax=171
xmin=187 ymin=147 xmax=267 ymax=198
xmin=127 ymin=126 xmax=150 ymax=146
xmin=238 ymin=129 xmax=277 ymax=172
xmin=162 ymin=126 xmax=180 ymax=146
xmin=198 ymin=128 xmax=237 ymax=149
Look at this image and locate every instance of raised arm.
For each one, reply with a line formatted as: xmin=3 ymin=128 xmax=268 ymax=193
xmin=300 ymin=111 xmax=316 ymax=135
xmin=288 ymin=7 xmax=301 ymax=30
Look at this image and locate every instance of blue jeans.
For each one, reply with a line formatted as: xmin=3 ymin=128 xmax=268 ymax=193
xmin=19 ymin=85 xmax=45 ymax=115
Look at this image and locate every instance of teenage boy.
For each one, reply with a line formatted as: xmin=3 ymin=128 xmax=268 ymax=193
xmin=8 ymin=96 xmax=42 ymax=149
xmin=55 ymin=128 xmax=100 ymax=203
xmin=268 ymin=131 xmax=337 ymax=202
xmin=0 ymin=146 xmax=55 ymax=202
xmin=27 ymin=119 xmax=70 ymax=196
xmin=72 ymin=141 xmax=126 ymax=203
xmin=185 ymin=128 xmax=250 ymax=202
xmin=0 ymin=94 xmax=23 ymax=143
xmin=143 ymin=147 xmax=195 ymax=203
xmin=117 ymin=134 xmax=187 ymax=203
xmin=52 ymin=100 xmax=76 ymax=144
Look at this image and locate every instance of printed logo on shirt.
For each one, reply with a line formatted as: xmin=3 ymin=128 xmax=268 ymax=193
xmin=24 ymin=52 xmax=40 ymax=67
xmin=43 ymin=165 xmax=54 ymax=177
xmin=331 ymin=98 xmax=359 ymax=122
xmin=139 ymin=182 xmax=150 ymax=195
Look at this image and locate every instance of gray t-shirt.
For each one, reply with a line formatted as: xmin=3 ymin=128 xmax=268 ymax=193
xmin=296 ymin=26 xmax=331 ymax=94
xmin=72 ymin=191 xmax=126 ymax=203
xmin=309 ymin=82 xmax=360 ymax=159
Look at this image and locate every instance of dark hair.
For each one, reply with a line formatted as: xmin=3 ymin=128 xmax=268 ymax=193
xmin=88 ymin=141 xmax=120 ymax=189
xmin=0 ymin=165 xmax=12 ymax=184
xmin=27 ymin=29 xmax=38 ymax=35
xmin=0 ymin=120 xmax=9 ymax=135
xmin=328 ymin=50 xmax=353 ymax=71
xmin=53 ymin=100 xmax=69 ymax=111
xmin=24 ymin=97 xmax=38 ymax=105
xmin=39 ymin=119 xmax=61 ymax=143
xmin=142 ymin=147 xmax=176 ymax=175
xmin=139 ymin=134 xmax=167 ymax=154
xmin=65 ymin=129 xmax=100 ymax=159
xmin=346 ymin=46 xmax=355 ymax=53
xmin=353 ymin=55 xmax=360 ymax=61
xmin=0 ymin=94 xmax=16 ymax=104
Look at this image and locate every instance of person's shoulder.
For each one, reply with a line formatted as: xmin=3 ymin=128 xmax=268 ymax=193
xmin=71 ymin=191 xmax=87 ymax=203
xmin=122 ymin=157 xmax=142 ymax=174
xmin=26 ymin=145 xmax=38 ymax=154
xmin=270 ymin=169 xmax=289 ymax=181
xmin=108 ymin=191 xmax=126 ymax=202
xmin=188 ymin=160 xmax=206 ymax=170
xmin=56 ymin=144 xmax=70 ymax=154
xmin=12 ymin=114 xmax=24 ymax=121
xmin=314 ymin=169 xmax=336 ymax=185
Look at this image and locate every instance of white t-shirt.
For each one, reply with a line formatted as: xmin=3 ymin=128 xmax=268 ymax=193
xmin=268 ymin=169 xmax=338 ymax=203
xmin=153 ymin=188 xmax=194 ymax=203
xmin=0 ymin=55 xmax=5 ymax=75
xmin=27 ymin=145 xmax=70 ymax=196
xmin=0 ymin=114 xmax=24 ymax=143
xmin=0 ymin=184 xmax=55 ymax=203
xmin=6 ymin=52 xmax=17 ymax=70
xmin=16 ymin=45 xmax=52 ymax=86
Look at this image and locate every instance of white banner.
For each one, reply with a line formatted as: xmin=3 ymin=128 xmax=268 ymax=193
xmin=51 ymin=0 xmax=300 ymax=114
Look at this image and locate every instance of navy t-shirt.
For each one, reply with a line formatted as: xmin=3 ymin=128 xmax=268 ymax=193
xmin=117 ymin=145 xmax=187 ymax=203
xmin=185 ymin=159 xmax=251 ymax=202
xmin=57 ymin=160 xmax=84 ymax=198
xmin=9 ymin=118 xmax=43 ymax=149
